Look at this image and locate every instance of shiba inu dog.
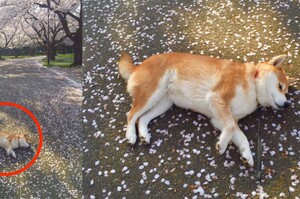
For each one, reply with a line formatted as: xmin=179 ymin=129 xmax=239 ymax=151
xmin=118 ymin=52 xmax=290 ymax=167
xmin=0 ymin=132 xmax=30 ymax=158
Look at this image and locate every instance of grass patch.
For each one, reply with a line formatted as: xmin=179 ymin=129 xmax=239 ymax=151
xmin=41 ymin=54 xmax=74 ymax=68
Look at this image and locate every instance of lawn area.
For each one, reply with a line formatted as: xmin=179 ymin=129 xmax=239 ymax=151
xmin=41 ymin=53 xmax=74 ymax=68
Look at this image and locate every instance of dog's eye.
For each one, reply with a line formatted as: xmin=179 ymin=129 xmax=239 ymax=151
xmin=278 ymin=83 xmax=282 ymax=90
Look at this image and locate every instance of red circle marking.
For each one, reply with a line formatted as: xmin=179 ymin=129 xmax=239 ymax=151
xmin=0 ymin=102 xmax=43 ymax=176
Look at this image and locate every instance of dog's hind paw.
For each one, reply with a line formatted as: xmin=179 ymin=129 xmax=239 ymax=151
xmin=126 ymin=126 xmax=137 ymax=145
xmin=216 ymin=141 xmax=226 ymax=155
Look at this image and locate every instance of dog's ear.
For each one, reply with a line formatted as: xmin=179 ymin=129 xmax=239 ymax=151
xmin=269 ymin=55 xmax=287 ymax=68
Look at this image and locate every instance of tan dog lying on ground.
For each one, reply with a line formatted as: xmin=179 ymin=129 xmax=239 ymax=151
xmin=0 ymin=132 xmax=30 ymax=158
xmin=119 ymin=52 xmax=290 ymax=167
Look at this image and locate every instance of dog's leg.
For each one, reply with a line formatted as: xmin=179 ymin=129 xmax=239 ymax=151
xmin=232 ymin=129 xmax=254 ymax=167
xmin=215 ymin=119 xmax=237 ymax=155
xmin=212 ymin=116 xmax=254 ymax=167
xmin=6 ymin=147 xmax=16 ymax=158
xmin=126 ymin=90 xmax=166 ymax=144
xmin=126 ymin=102 xmax=149 ymax=145
xmin=210 ymin=118 xmax=223 ymax=131
xmin=126 ymin=70 xmax=170 ymax=145
xmin=208 ymin=93 xmax=236 ymax=155
xmin=138 ymin=97 xmax=173 ymax=144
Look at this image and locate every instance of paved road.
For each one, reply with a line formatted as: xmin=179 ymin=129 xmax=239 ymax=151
xmin=0 ymin=58 xmax=82 ymax=198
xmin=83 ymin=1 xmax=299 ymax=198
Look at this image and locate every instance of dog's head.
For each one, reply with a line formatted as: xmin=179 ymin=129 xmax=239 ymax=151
xmin=255 ymin=55 xmax=290 ymax=110
xmin=18 ymin=133 xmax=30 ymax=148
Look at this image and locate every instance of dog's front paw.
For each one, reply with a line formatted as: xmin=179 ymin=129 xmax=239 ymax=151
xmin=216 ymin=141 xmax=227 ymax=155
xmin=241 ymin=150 xmax=254 ymax=167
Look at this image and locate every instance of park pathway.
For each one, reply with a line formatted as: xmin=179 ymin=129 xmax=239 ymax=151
xmin=0 ymin=58 xmax=82 ymax=198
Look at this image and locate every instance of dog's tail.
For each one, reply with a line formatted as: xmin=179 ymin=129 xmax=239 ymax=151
xmin=118 ymin=52 xmax=135 ymax=80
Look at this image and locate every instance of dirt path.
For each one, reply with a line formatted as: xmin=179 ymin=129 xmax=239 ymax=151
xmin=0 ymin=58 xmax=82 ymax=198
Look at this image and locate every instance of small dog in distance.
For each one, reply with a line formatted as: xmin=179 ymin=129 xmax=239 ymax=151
xmin=0 ymin=132 xmax=30 ymax=158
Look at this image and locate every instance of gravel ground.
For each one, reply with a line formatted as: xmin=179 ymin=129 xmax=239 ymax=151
xmin=49 ymin=66 xmax=82 ymax=85
xmin=0 ymin=58 xmax=82 ymax=198
xmin=82 ymin=1 xmax=300 ymax=198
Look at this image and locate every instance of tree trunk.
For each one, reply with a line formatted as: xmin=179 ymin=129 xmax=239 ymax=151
xmin=14 ymin=48 xmax=19 ymax=58
xmin=50 ymin=46 xmax=56 ymax=61
xmin=48 ymin=44 xmax=56 ymax=61
xmin=72 ymin=10 xmax=82 ymax=66
xmin=31 ymin=48 xmax=35 ymax=56
xmin=73 ymin=36 xmax=82 ymax=65
xmin=61 ymin=45 xmax=66 ymax=54
xmin=0 ymin=49 xmax=3 ymax=60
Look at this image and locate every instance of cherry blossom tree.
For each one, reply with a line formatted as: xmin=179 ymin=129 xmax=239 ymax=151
xmin=0 ymin=21 xmax=20 ymax=59
xmin=24 ymin=3 xmax=68 ymax=61
xmin=0 ymin=0 xmax=81 ymax=65
xmin=34 ymin=0 xmax=82 ymax=65
xmin=0 ymin=0 xmax=30 ymax=59
xmin=10 ymin=29 xmax=31 ymax=57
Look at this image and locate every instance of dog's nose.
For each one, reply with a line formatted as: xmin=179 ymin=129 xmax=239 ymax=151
xmin=283 ymin=102 xmax=289 ymax=109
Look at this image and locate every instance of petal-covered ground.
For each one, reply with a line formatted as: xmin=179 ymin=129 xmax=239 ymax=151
xmin=0 ymin=58 xmax=82 ymax=198
xmin=83 ymin=1 xmax=299 ymax=198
